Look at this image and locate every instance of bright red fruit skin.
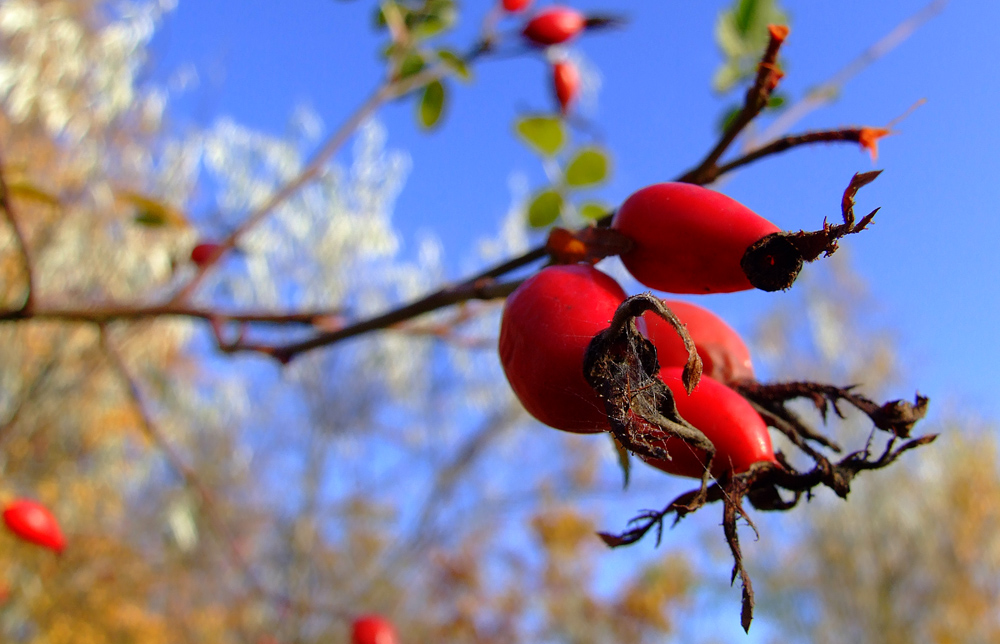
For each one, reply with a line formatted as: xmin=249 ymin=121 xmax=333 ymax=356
xmin=3 ymin=499 xmax=65 ymax=553
xmin=640 ymin=368 xmax=775 ymax=479
xmin=553 ymin=60 xmax=580 ymax=114
xmin=522 ymin=6 xmax=586 ymax=46
xmin=642 ymin=300 xmax=754 ymax=384
xmin=352 ymin=615 xmax=399 ymax=644
xmin=502 ymin=0 xmax=531 ymax=12
xmin=499 ymin=264 xmax=626 ymax=433
xmin=612 ymin=183 xmax=781 ymax=294
xmin=190 ymin=242 xmax=222 ymax=267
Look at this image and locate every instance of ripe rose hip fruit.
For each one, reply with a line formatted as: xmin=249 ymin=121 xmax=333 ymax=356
xmin=522 ymin=6 xmax=586 ymax=46
xmin=499 ymin=264 xmax=627 ymax=433
xmin=552 ymin=60 xmax=580 ymax=115
xmin=2 ymin=499 xmax=65 ymax=553
xmin=502 ymin=0 xmax=531 ymax=12
xmin=612 ymin=182 xmax=796 ymax=294
xmin=190 ymin=242 xmax=222 ymax=268
xmin=351 ymin=614 xmax=399 ymax=644
xmin=640 ymin=368 xmax=775 ymax=479
xmin=643 ymin=300 xmax=754 ymax=384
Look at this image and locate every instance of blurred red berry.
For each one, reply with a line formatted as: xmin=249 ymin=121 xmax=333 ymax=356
xmin=553 ymin=60 xmax=580 ymax=114
xmin=352 ymin=615 xmax=399 ymax=644
xmin=190 ymin=242 xmax=223 ymax=267
xmin=522 ymin=6 xmax=586 ymax=46
xmin=502 ymin=0 xmax=531 ymax=12
xmin=3 ymin=499 xmax=65 ymax=553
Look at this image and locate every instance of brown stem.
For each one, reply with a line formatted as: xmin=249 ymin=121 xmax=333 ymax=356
xmin=0 ymin=149 xmax=34 ymax=311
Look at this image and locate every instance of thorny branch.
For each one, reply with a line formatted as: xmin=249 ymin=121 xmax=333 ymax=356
xmin=597 ymin=371 xmax=934 ymax=630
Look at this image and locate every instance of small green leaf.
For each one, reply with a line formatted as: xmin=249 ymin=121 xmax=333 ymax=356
xmin=437 ymin=49 xmax=471 ymax=81
xmin=419 ymin=80 xmax=446 ymax=129
xmin=398 ymin=51 xmax=426 ymax=80
xmin=767 ymin=93 xmax=786 ymax=109
xmin=611 ymin=434 xmax=631 ymax=489
xmin=717 ymin=104 xmax=742 ymax=133
xmin=527 ymin=189 xmax=563 ymax=228
xmin=134 ymin=209 xmax=168 ymax=227
xmin=515 ymin=116 xmax=566 ymax=157
xmin=564 ymin=147 xmax=610 ymax=187
xmin=734 ymin=0 xmax=760 ymax=36
xmin=579 ymin=201 xmax=610 ymax=221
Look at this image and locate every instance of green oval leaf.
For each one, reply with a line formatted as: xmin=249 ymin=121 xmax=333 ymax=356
xmin=579 ymin=201 xmax=611 ymax=221
xmin=419 ymin=80 xmax=446 ymax=130
xmin=527 ymin=189 xmax=563 ymax=228
xmin=515 ymin=116 xmax=565 ymax=157
xmin=398 ymin=51 xmax=426 ymax=80
xmin=565 ymin=147 xmax=610 ymax=187
xmin=437 ymin=48 xmax=471 ymax=81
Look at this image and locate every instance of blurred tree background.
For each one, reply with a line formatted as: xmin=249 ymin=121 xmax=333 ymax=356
xmin=0 ymin=1 xmax=996 ymax=643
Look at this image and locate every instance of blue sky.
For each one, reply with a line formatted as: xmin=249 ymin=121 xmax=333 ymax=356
xmin=150 ymin=0 xmax=1000 ymax=423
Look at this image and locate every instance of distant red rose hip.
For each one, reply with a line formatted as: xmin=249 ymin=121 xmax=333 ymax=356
xmin=499 ymin=264 xmax=627 ymax=433
xmin=640 ymin=368 xmax=776 ymax=479
xmin=352 ymin=614 xmax=399 ymax=644
xmin=502 ymin=0 xmax=531 ymax=12
xmin=522 ymin=6 xmax=586 ymax=46
xmin=612 ymin=183 xmax=789 ymax=294
xmin=3 ymin=499 xmax=65 ymax=553
xmin=552 ymin=60 xmax=580 ymax=115
xmin=642 ymin=300 xmax=754 ymax=384
xmin=190 ymin=242 xmax=222 ymax=268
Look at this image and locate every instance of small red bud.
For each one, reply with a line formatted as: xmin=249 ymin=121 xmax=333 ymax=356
xmin=522 ymin=6 xmax=586 ymax=46
xmin=502 ymin=0 xmax=531 ymax=13
xmin=552 ymin=60 xmax=580 ymax=115
xmin=3 ymin=499 xmax=65 ymax=553
xmin=190 ymin=242 xmax=223 ymax=268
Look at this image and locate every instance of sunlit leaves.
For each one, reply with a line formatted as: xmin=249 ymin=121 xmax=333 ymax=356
xmin=579 ymin=201 xmax=610 ymax=221
xmin=418 ymin=79 xmax=446 ymax=129
xmin=527 ymin=189 xmax=564 ymax=227
xmin=437 ymin=48 xmax=471 ymax=81
xmin=515 ymin=115 xmax=566 ymax=157
xmin=713 ymin=0 xmax=788 ymax=93
xmin=564 ymin=147 xmax=609 ymax=187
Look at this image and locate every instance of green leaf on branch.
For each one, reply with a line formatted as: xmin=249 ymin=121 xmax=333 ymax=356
xmin=565 ymin=147 xmax=610 ymax=187
xmin=515 ymin=116 xmax=566 ymax=157
xmin=437 ymin=48 xmax=471 ymax=81
xmin=767 ymin=93 xmax=787 ymax=109
xmin=579 ymin=201 xmax=610 ymax=221
xmin=398 ymin=51 xmax=426 ymax=80
xmin=419 ymin=79 xmax=446 ymax=129
xmin=527 ymin=189 xmax=563 ymax=228
xmin=611 ymin=433 xmax=632 ymax=489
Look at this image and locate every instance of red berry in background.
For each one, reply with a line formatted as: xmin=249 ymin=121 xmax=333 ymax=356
xmin=499 ymin=264 xmax=626 ymax=433
xmin=552 ymin=60 xmax=580 ymax=115
xmin=612 ymin=183 xmax=786 ymax=294
xmin=190 ymin=242 xmax=222 ymax=267
xmin=351 ymin=615 xmax=399 ymax=644
xmin=640 ymin=368 xmax=776 ymax=479
xmin=502 ymin=0 xmax=531 ymax=12
xmin=643 ymin=300 xmax=754 ymax=385
xmin=522 ymin=6 xmax=586 ymax=46
xmin=2 ymin=499 xmax=65 ymax=553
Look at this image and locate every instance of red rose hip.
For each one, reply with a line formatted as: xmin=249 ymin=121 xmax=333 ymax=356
xmin=522 ymin=6 xmax=586 ymax=46
xmin=502 ymin=0 xmax=531 ymax=12
xmin=552 ymin=60 xmax=580 ymax=115
xmin=640 ymin=368 xmax=776 ymax=479
xmin=3 ymin=499 xmax=65 ymax=553
xmin=499 ymin=264 xmax=627 ymax=433
xmin=612 ymin=183 xmax=794 ymax=294
xmin=190 ymin=242 xmax=223 ymax=268
xmin=642 ymin=300 xmax=754 ymax=384
xmin=352 ymin=614 xmax=399 ymax=644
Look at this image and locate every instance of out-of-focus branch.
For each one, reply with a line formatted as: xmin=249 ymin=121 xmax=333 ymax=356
xmin=0 ymin=149 xmax=35 ymax=311
xmin=170 ymin=41 xmax=497 ymax=305
xmin=753 ymin=0 xmax=948 ymax=144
